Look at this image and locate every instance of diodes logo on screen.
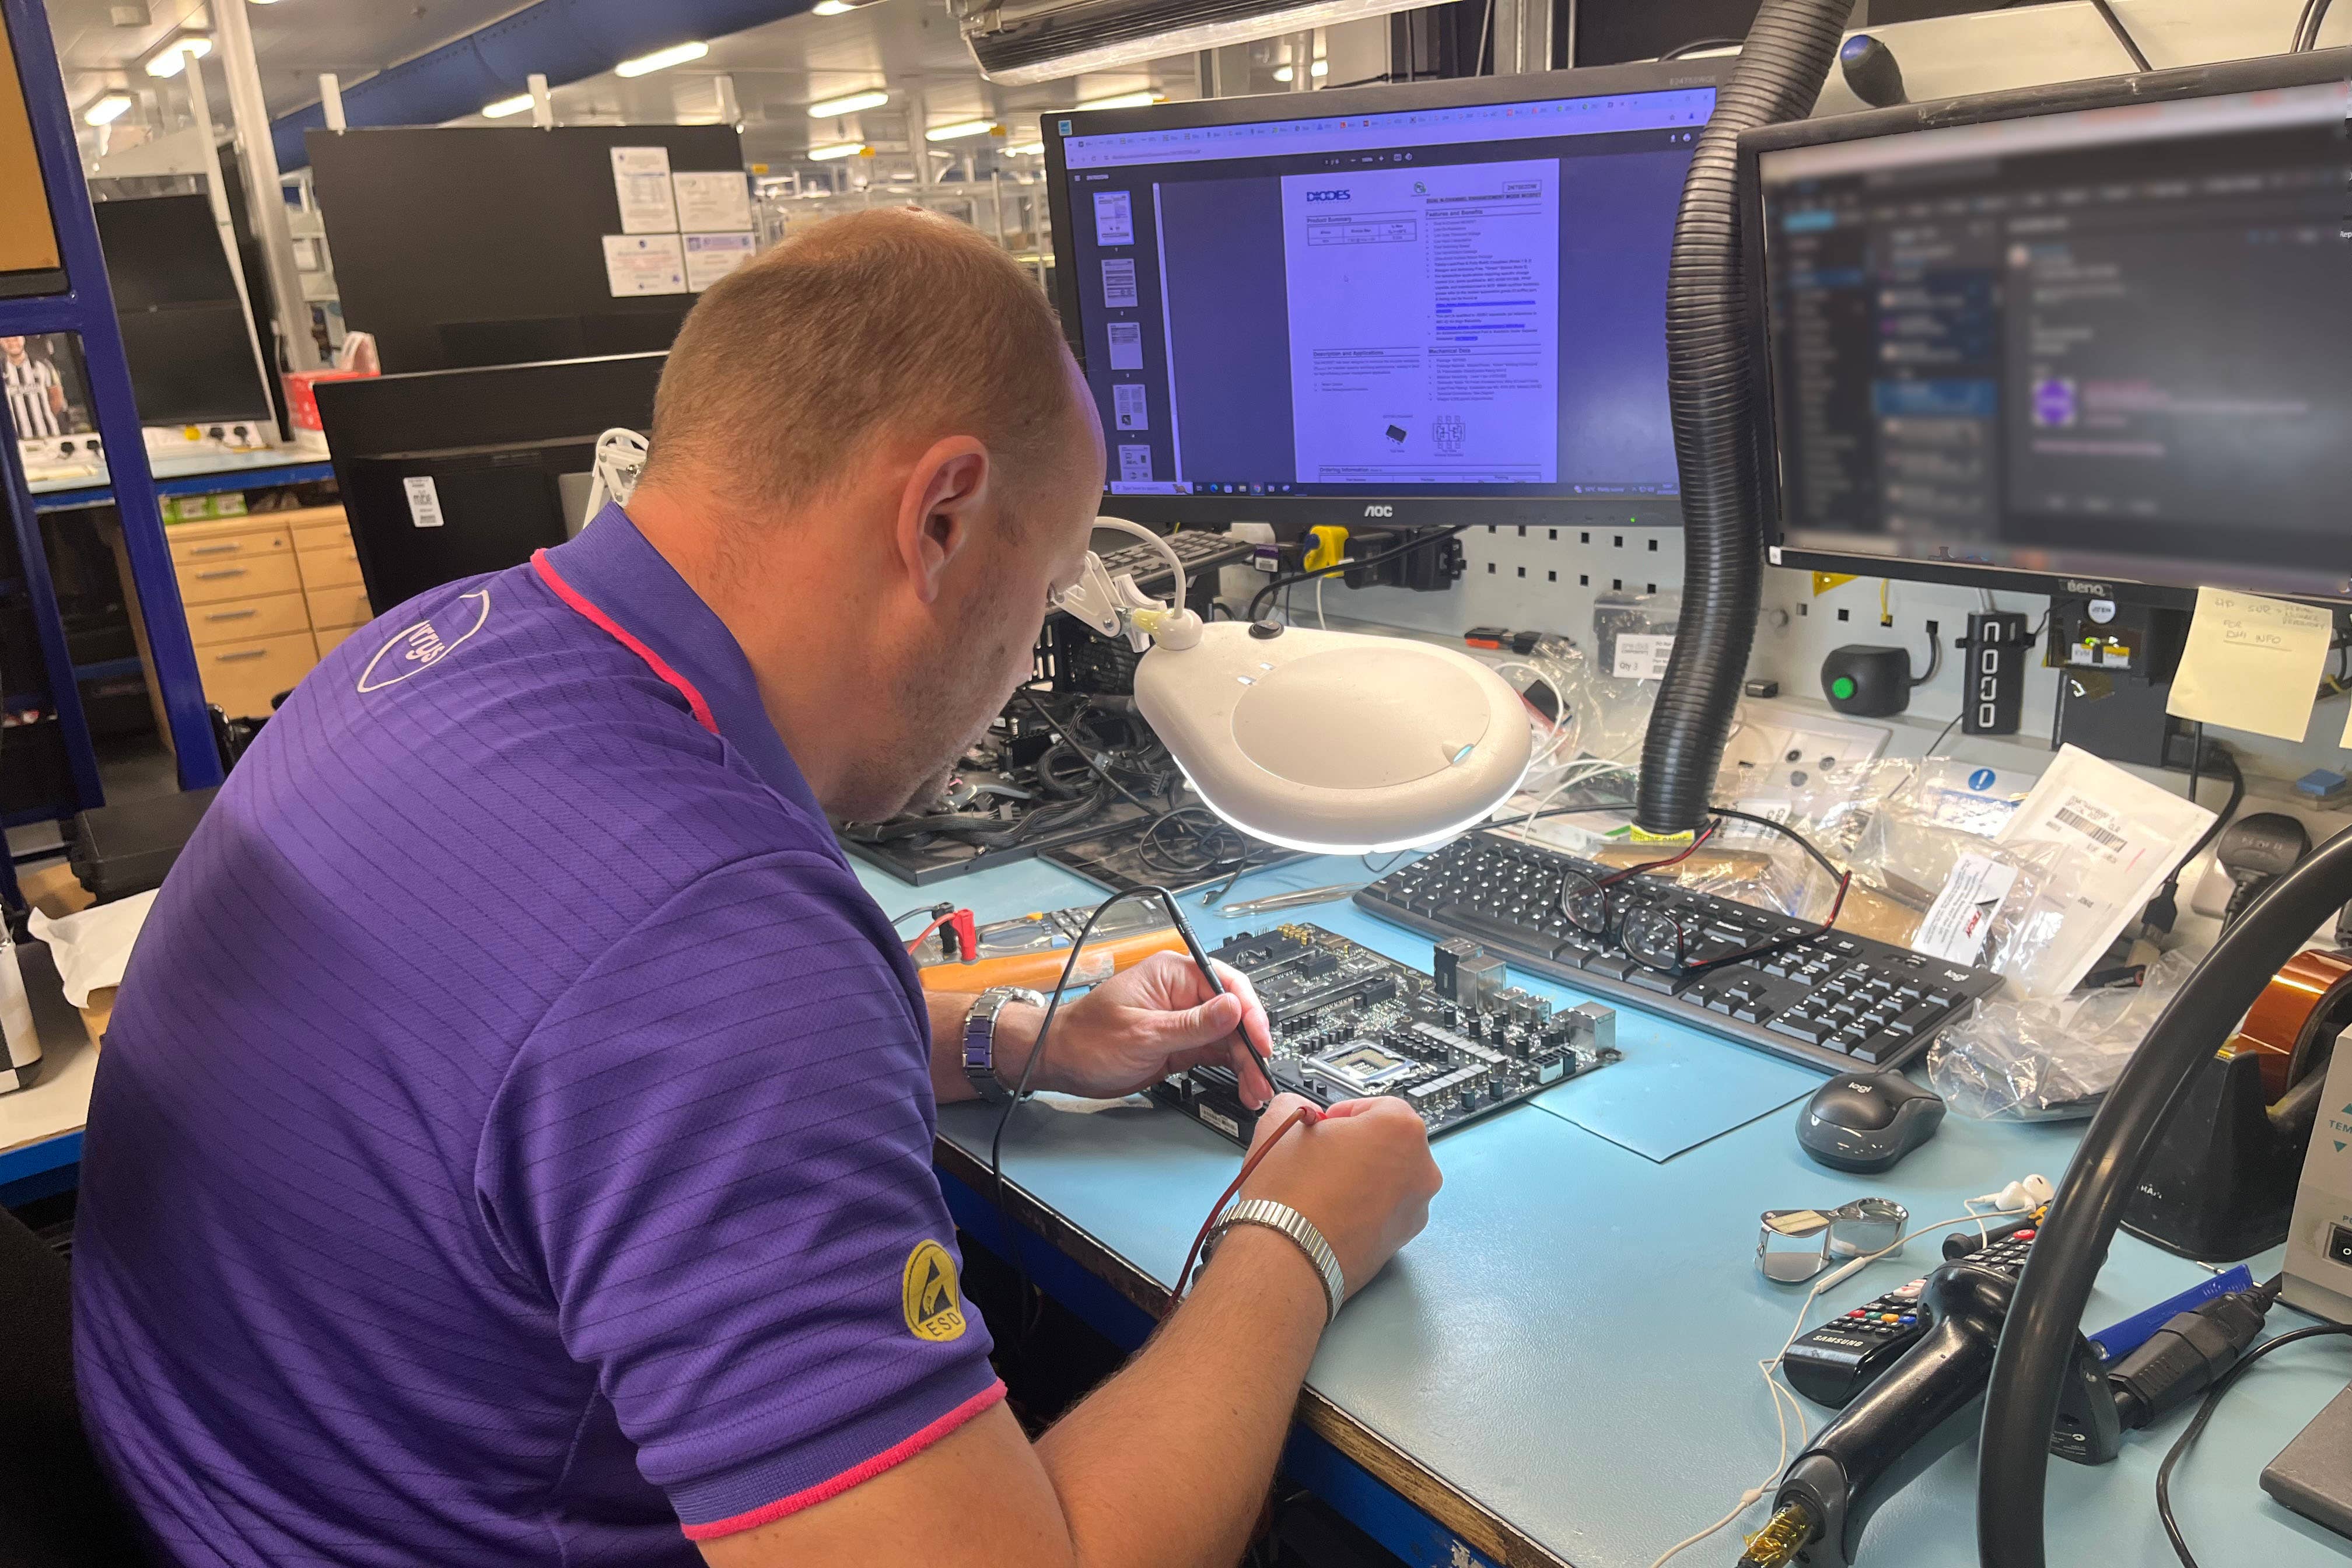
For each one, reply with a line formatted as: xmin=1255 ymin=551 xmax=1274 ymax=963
xmin=1304 ymin=188 xmax=1352 ymax=202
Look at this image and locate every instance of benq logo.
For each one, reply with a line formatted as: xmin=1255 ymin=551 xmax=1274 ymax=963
xmin=1306 ymin=188 xmax=1351 ymax=202
xmin=1363 ymin=505 xmax=1394 ymax=518
xmin=2064 ymin=579 xmax=2113 ymax=596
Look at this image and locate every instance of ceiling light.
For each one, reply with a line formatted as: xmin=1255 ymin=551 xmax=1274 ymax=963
xmin=614 ymin=40 xmax=709 ymax=78
xmin=143 ymin=33 xmax=210 ymax=77
xmin=83 ymin=93 xmax=133 ymax=126
xmin=808 ymin=88 xmax=888 ymax=117
xmin=1271 ymin=58 xmax=1328 ymax=82
xmin=812 ymin=1 xmax=855 ymax=12
xmin=964 ymin=0 xmax=1436 ymax=85
xmin=925 ymin=118 xmax=998 ymax=141
xmin=1074 ymin=90 xmax=1168 ymax=112
xmin=482 ymin=93 xmax=534 ymax=118
xmin=807 ymin=140 xmax=866 ymax=159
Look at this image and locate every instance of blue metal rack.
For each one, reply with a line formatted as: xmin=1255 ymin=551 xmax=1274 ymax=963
xmin=1 ymin=0 xmax=225 ymax=811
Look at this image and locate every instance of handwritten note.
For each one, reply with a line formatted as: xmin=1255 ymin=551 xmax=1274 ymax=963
xmin=2166 ymin=586 xmax=2331 ymax=742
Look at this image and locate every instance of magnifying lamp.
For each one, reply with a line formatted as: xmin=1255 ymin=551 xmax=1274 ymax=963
xmin=1056 ymin=519 xmax=1533 ymax=856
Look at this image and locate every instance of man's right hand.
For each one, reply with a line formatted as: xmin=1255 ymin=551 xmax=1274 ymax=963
xmin=1233 ymin=1093 xmax=1440 ymax=1303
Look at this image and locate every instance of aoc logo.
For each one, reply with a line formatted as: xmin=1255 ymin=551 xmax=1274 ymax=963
xmin=1362 ymin=505 xmax=1394 ymax=518
xmin=356 ymin=590 xmax=491 ymax=694
xmin=901 ymin=1240 xmax=968 ymax=1343
xmin=1304 ymin=188 xmax=1351 ymax=202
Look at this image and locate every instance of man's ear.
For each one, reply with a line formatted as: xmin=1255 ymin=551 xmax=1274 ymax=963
xmin=896 ymin=437 xmax=993 ymax=606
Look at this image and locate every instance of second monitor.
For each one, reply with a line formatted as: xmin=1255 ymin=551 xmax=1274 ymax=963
xmin=1045 ymin=58 xmax=1728 ymax=531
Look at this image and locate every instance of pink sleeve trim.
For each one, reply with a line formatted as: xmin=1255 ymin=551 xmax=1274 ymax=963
xmin=530 ymin=550 xmax=720 ymax=736
xmin=678 ymin=1380 xmax=1009 ymax=1541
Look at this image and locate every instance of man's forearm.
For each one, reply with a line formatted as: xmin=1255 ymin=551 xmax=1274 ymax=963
xmin=1032 ymin=1226 xmax=1327 ymax=1568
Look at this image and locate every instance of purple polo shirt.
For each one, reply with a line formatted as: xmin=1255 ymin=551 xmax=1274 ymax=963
xmin=72 ymin=505 xmax=1001 ymax=1564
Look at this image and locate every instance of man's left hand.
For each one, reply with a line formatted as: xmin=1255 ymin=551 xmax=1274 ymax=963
xmin=1008 ymin=950 xmax=1276 ymax=1107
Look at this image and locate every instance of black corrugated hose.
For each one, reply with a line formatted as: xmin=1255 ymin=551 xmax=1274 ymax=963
xmin=1979 ymin=827 xmax=2352 ymax=1568
xmin=1634 ymin=0 xmax=1853 ymax=836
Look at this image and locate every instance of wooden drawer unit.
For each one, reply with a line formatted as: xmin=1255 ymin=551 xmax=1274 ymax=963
xmin=293 ymin=510 xmax=369 ymax=598
xmin=305 ymin=584 xmax=373 ymax=635
xmin=186 ymin=593 xmax=311 ymax=648
xmin=313 ymin=623 xmax=361 ymax=659
xmin=169 ymin=521 xmax=290 ymax=572
xmin=176 ymin=552 xmax=303 ymax=606
xmin=197 ymin=631 xmax=319 ymax=720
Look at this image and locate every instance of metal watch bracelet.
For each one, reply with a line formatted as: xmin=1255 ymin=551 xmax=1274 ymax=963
xmin=961 ymin=986 xmax=1043 ymax=1104
xmin=1200 ymin=1198 xmax=1347 ymax=1326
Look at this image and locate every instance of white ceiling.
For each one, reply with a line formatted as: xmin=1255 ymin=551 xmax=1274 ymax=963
xmin=41 ymin=0 xmax=1345 ymax=170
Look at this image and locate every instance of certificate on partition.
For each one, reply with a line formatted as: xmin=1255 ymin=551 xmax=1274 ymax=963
xmin=673 ymin=172 xmax=753 ymax=233
xmin=610 ymin=145 xmax=677 ymax=234
xmin=602 ymin=233 xmax=688 ymax=296
xmin=684 ymin=232 xmax=758 ymax=291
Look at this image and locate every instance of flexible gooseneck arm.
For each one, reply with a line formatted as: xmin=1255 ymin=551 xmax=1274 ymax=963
xmin=1978 ymin=827 xmax=2352 ymax=1568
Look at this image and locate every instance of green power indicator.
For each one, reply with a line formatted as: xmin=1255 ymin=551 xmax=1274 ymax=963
xmin=1831 ymin=676 xmax=1857 ymax=700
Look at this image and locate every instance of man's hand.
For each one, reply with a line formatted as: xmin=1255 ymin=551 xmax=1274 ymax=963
xmin=1011 ymin=950 xmax=1277 ymax=1106
xmin=1229 ymin=1093 xmax=1440 ymax=1300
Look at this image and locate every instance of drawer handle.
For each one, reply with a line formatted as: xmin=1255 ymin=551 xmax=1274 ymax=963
xmin=194 ymin=567 xmax=248 ymax=581
xmin=205 ymin=609 xmax=258 ymax=622
xmin=214 ymin=649 xmax=270 ymax=663
xmin=188 ymin=543 xmax=243 ymax=556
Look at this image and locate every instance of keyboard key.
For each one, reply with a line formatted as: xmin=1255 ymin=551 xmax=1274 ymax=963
xmin=1768 ymin=1016 xmax=1834 ymax=1045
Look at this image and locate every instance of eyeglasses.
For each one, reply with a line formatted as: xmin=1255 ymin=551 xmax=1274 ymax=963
xmin=1557 ymin=813 xmax=1855 ymax=977
xmin=1556 ymin=823 xmax=1718 ymax=937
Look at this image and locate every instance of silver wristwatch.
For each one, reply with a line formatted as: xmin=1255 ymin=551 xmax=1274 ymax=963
xmin=1200 ymin=1198 xmax=1347 ymax=1325
xmin=961 ymin=986 xmax=1043 ymax=1104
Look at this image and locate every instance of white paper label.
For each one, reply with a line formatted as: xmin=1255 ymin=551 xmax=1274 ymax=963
xmin=670 ymin=170 xmax=752 ymax=232
xmin=1093 ymin=190 xmax=1134 ymax=245
xmin=1914 ymin=853 xmax=2020 ymax=965
xmin=610 ymin=145 xmax=676 ymax=234
xmin=1112 ymin=383 xmax=1149 ymax=432
xmin=602 ymin=233 xmax=688 ymax=297
xmin=682 ymin=231 xmax=757 ymax=291
xmin=402 ymin=475 xmax=444 ymax=528
xmin=1613 ymin=633 xmax=1674 ymax=680
xmin=1118 ymin=444 xmax=1153 ymax=482
xmin=1106 ymin=320 xmax=1144 ymax=370
xmin=1102 ymin=257 xmax=1138 ymax=309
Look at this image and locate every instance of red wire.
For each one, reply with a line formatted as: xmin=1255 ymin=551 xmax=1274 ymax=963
xmin=904 ymin=913 xmax=953 ymax=953
xmin=1173 ymin=1105 xmax=1322 ymax=1306
xmin=1598 ymin=820 xmax=1718 ymax=889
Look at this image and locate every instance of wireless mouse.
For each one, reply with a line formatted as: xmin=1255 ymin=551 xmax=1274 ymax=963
xmin=1798 ymin=1070 xmax=1946 ymax=1174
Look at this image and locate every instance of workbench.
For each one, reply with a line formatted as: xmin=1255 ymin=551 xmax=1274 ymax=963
xmin=850 ymin=849 xmax=2352 ymax=1568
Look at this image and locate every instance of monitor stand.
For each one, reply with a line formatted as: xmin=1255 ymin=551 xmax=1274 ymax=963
xmin=2046 ymin=597 xmax=2190 ymax=768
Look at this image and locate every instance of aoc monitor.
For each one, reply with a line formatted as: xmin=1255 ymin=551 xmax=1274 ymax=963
xmin=1044 ymin=57 xmax=1729 ymax=531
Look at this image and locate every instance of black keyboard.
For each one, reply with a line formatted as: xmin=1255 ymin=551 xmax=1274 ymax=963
xmin=1096 ymin=530 xmax=1254 ymax=591
xmin=1354 ymin=832 xmax=2004 ymax=1074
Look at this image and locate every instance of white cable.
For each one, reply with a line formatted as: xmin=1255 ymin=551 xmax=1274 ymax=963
xmin=1646 ymin=1210 xmax=1993 ymax=1568
xmin=1087 ymin=516 xmax=1186 ymax=615
xmin=1315 ymin=571 xmax=1328 ymax=631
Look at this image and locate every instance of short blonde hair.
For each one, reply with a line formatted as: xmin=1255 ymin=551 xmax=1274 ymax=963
xmin=640 ymin=208 xmax=1078 ymax=514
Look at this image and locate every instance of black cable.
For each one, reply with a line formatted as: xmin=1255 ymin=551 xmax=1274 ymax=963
xmin=1909 ymin=627 xmax=1943 ymax=687
xmin=1021 ymin=692 xmax=1158 ymax=814
xmin=988 ymin=884 xmax=1270 ymax=1353
xmin=1246 ymin=524 xmax=1472 ymax=623
xmin=2088 ymin=0 xmax=2152 ymax=68
xmin=888 ymin=904 xmax=943 ymax=927
xmin=2155 ymin=1324 xmax=2352 ymax=1567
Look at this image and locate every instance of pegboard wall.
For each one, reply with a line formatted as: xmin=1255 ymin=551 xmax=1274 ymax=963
xmin=1240 ymin=523 xmax=2352 ymax=793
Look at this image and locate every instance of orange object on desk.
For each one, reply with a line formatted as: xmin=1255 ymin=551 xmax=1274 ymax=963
xmin=917 ymin=927 xmax=1186 ymax=992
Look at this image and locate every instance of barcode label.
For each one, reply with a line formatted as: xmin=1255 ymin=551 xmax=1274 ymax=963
xmin=2053 ymin=804 xmax=2128 ymax=852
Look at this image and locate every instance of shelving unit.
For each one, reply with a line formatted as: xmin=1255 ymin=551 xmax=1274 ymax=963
xmin=1 ymin=0 xmax=227 ymax=848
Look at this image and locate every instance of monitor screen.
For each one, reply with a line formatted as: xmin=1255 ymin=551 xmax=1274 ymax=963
xmin=1047 ymin=65 xmax=1721 ymax=526
xmin=116 ymin=303 xmax=270 ymax=425
xmin=1755 ymin=71 xmax=2352 ymax=604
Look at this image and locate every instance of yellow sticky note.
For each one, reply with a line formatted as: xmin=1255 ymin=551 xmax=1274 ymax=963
xmin=2166 ymin=586 xmax=2332 ymax=743
xmin=1811 ymin=572 xmax=1857 ymax=596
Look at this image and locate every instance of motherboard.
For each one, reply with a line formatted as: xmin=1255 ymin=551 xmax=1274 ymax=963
xmin=1150 ymin=924 xmax=1620 ymax=1145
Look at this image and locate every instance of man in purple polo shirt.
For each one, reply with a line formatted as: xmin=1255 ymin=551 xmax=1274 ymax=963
xmin=74 ymin=209 xmax=1441 ymax=1566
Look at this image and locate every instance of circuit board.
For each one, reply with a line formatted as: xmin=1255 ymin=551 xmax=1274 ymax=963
xmin=1150 ymin=924 xmax=1620 ymax=1145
